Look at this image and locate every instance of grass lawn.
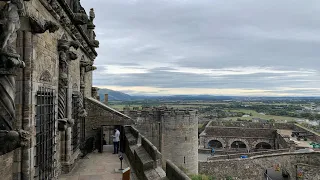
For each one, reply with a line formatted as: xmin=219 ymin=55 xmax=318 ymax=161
xmin=226 ymin=109 xmax=297 ymax=121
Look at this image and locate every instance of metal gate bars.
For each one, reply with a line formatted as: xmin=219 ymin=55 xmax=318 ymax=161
xmin=35 ymin=87 xmax=56 ymax=180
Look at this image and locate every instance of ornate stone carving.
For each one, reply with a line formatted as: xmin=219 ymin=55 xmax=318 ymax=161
xmin=73 ymin=13 xmax=88 ymax=25
xmin=58 ymin=35 xmax=79 ymax=128
xmin=72 ymin=83 xmax=78 ymax=91
xmin=0 ymin=129 xmax=31 ymax=155
xmin=92 ymin=87 xmax=99 ymax=99
xmin=0 ymin=1 xmax=26 ymax=140
xmin=85 ymin=65 xmax=96 ymax=72
xmin=29 ymin=16 xmax=59 ymax=34
xmin=77 ymin=91 xmax=87 ymax=117
xmin=58 ymin=118 xmax=68 ymax=131
xmin=91 ymin=39 xmax=99 ymax=48
xmin=39 ymin=70 xmax=52 ymax=83
xmin=68 ymin=51 xmax=78 ymax=60
xmin=89 ymin=8 xmax=95 ymax=22
xmin=0 ymin=0 xmax=25 ymax=53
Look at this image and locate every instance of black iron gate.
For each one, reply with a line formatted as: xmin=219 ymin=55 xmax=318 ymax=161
xmin=72 ymin=94 xmax=80 ymax=152
xmin=35 ymin=87 xmax=56 ymax=180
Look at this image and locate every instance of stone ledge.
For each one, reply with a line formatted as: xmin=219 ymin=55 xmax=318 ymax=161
xmin=85 ymin=97 xmax=132 ymax=120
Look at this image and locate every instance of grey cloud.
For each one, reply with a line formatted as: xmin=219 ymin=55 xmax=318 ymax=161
xmin=81 ymin=0 xmax=320 ymax=95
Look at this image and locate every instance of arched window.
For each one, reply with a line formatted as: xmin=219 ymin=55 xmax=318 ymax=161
xmin=256 ymin=142 xmax=272 ymax=149
xmin=231 ymin=141 xmax=247 ymax=148
xmin=208 ymin=140 xmax=223 ymax=148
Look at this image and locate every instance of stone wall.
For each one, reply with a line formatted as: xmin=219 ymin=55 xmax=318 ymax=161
xmin=166 ymin=160 xmax=191 ymax=180
xmin=296 ymin=163 xmax=320 ymax=180
xmin=123 ymin=108 xmax=199 ymax=175
xmin=200 ymin=126 xmax=276 ymax=150
xmin=161 ymin=110 xmax=199 ymax=174
xmin=294 ymin=124 xmax=320 ymax=143
xmin=207 ymin=149 xmax=290 ymax=161
xmin=209 ymin=121 xmax=295 ymax=129
xmin=85 ymin=97 xmax=133 ymax=138
xmin=123 ymin=110 xmax=161 ymax=150
xmin=0 ymin=152 xmax=14 ymax=180
xmin=204 ymin=127 xmax=275 ymax=138
xmin=0 ymin=0 xmax=99 ymax=178
xmin=199 ymin=152 xmax=320 ymax=180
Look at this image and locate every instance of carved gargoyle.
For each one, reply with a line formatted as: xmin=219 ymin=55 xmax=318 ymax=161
xmin=85 ymin=65 xmax=97 ymax=72
xmin=58 ymin=118 xmax=68 ymax=131
xmin=29 ymin=17 xmax=59 ymax=34
xmin=58 ymin=39 xmax=80 ymax=52
xmin=73 ymin=13 xmax=88 ymax=25
xmin=91 ymin=40 xmax=99 ymax=48
xmin=0 ymin=129 xmax=31 ymax=155
xmin=68 ymin=51 xmax=78 ymax=60
xmin=0 ymin=53 xmax=25 ymax=69
xmin=78 ymin=108 xmax=87 ymax=117
xmin=67 ymin=118 xmax=74 ymax=127
xmin=58 ymin=118 xmax=75 ymax=131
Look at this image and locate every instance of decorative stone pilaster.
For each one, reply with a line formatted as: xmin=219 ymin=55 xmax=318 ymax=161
xmin=57 ymin=35 xmax=80 ymax=131
xmin=87 ymin=8 xmax=99 ymax=48
xmin=0 ymin=0 xmax=31 ymax=155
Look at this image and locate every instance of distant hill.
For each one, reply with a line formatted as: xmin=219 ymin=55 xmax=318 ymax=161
xmin=98 ymin=88 xmax=320 ymax=102
xmin=98 ymin=89 xmax=134 ymax=101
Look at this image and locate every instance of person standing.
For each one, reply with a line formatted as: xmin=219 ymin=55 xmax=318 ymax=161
xmin=112 ymin=129 xmax=120 ymax=154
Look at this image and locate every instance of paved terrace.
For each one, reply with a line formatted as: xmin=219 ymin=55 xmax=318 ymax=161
xmin=277 ymin=129 xmax=313 ymax=148
xmin=58 ymin=145 xmax=136 ymax=180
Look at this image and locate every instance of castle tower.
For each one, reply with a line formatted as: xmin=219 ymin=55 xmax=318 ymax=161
xmin=160 ymin=110 xmax=198 ymax=174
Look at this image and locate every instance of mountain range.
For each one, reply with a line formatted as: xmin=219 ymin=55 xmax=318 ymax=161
xmin=98 ymin=88 xmax=320 ymax=102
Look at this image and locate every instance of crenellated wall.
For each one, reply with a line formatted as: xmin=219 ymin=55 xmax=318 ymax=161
xmin=122 ymin=108 xmax=199 ymax=175
xmin=161 ymin=110 xmax=199 ymax=174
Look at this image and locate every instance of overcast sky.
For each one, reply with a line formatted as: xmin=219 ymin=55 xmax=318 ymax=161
xmin=82 ymin=0 xmax=320 ymax=96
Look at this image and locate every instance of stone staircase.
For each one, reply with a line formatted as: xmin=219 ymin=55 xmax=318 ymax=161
xmin=124 ymin=126 xmax=167 ymax=180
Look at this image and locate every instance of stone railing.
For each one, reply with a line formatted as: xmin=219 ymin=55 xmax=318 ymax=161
xmin=206 ymin=149 xmax=290 ymax=161
xmin=124 ymin=126 xmax=190 ymax=180
xmin=166 ymin=160 xmax=191 ymax=180
xmin=141 ymin=135 xmax=161 ymax=167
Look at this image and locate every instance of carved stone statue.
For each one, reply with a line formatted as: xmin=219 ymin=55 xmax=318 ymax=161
xmin=89 ymin=8 xmax=95 ymax=22
xmin=0 ymin=0 xmax=21 ymax=53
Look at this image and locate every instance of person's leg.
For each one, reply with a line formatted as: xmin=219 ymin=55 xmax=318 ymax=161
xmin=116 ymin=142 xmax=119 ymax=153
xmin=113 ymin=141 xmax=116 ymax=154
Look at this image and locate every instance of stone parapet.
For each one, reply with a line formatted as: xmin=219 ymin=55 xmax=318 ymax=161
xmin=199 ymin=151 xmax=320 ymax=180
xmin=124 ymin=126 xmax=190 ymax=180
xmin=166 ymin=160 xmax=191 ymax=180
xmin=207 ymin=149 xmax=291 ymax=161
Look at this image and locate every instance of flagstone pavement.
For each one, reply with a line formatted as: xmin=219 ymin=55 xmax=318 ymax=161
xmin=58 ymin=145 xmax=136 ymax=180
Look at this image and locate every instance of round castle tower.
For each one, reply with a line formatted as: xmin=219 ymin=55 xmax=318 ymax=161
xmin=160 ymin=109 xmax=198 ymax=174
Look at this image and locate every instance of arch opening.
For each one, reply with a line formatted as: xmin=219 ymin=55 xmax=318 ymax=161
xmin=231 ymin=141 xmax=247 ymax=148
xmin=256 ymin=142 xmax=272 ymax=149
xmin=208 ymin=140 xmax=223 ymax=148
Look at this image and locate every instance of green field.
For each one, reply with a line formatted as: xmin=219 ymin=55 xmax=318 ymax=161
xmin=225 ymin=109 xmax=298 ymax=122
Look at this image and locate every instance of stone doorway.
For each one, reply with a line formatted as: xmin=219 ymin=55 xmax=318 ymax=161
xmin=100 ymin=125 xmax=122 ymax=153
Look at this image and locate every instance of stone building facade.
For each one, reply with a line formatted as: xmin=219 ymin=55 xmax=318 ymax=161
xmin=0 ymin=0 xmax=107 ymax=179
